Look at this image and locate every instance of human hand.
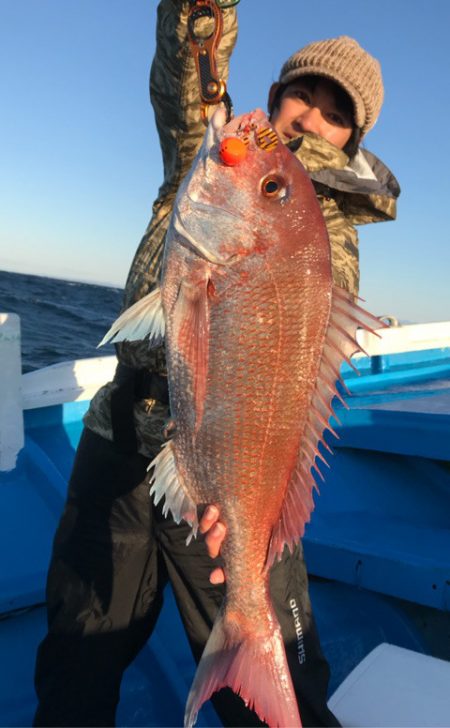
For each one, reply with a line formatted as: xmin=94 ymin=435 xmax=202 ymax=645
xmin=199 ymin=505 xmax=226 ymax=584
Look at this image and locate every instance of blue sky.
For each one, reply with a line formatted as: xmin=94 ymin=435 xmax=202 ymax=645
xmin=1 ymin=0 xmax=449 ymax=323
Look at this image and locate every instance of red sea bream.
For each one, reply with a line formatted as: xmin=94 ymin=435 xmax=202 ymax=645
xmin=101 ymin=107 xmax=380 ymax=727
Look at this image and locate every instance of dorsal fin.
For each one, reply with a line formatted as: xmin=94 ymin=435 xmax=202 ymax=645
xmin=266 ymin=286 xmax=383 ymax=567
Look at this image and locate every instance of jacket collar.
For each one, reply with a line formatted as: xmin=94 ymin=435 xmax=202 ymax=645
xmin=287 ymin=132 xmax=400 ymax=200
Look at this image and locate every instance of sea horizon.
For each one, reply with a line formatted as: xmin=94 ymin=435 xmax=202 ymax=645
xmin=0 ymin=269 xmax=122 ymax=372
xmin=0 ymin=265 xmax=124 ymax=291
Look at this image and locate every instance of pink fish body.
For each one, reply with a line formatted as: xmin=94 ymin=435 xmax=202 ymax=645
xmin=101 ymin=108 xmax=380 ymax=727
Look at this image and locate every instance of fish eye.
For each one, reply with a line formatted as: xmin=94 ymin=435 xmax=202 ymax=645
xmin=261 ymin=175 xmax=287 ymax=199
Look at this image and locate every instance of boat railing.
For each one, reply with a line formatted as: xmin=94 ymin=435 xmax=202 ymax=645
xmin=2 ymin=312 xmax=450 ymax=470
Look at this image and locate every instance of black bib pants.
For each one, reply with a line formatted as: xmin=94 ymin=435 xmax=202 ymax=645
xmin=34 ymin=427 xmax=339 ymax=727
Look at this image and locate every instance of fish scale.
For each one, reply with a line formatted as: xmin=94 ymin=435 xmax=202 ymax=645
xmin=101 ymin=106 xmax=383 ymax=727
xmin=172 ymin=237 xmax=329 ymax=723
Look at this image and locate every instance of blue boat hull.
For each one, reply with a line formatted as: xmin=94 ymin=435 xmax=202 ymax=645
xmin=1 ymin=346 xmax=449 ymax=725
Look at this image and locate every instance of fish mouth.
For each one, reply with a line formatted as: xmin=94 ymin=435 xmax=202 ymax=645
xmin=171 ymin=107 xmax=233 ymax=267
xmin=202 ymin=105 xmax=228 ymax=159
xmin=172 ymin=108 xmax=264 ymax=266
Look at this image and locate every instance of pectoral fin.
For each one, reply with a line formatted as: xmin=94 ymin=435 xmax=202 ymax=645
xmin=98 ymin=287 xmax=165 ymax=347
xmin=173 ymin=273 xmax=213 ymax=432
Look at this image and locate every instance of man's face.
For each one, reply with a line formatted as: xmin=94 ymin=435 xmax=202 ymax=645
xmin=269 ymin=78 xmax=354 ymax=150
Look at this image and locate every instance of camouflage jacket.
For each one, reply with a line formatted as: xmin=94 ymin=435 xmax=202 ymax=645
xmin=84 ymin=0 xmax=400 ymax=457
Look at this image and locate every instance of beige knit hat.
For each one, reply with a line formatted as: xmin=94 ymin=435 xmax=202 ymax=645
xmin=279 ymin=36 xmax=384 ymax=135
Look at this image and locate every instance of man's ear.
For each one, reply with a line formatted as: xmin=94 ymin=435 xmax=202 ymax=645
xmin=268 ymin=82 xmax=281 ymax=115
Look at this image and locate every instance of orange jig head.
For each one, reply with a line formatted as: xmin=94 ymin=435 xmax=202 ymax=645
xmin=219 ymin=137 xmax=248 ymax=166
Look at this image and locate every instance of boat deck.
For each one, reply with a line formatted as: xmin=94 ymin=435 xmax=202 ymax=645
xmin=0 ymin=338 xmax=449 ymax=725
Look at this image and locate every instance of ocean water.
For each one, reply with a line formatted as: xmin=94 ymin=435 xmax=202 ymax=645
xmin=0 ymin=270 xmax=123 ymax=373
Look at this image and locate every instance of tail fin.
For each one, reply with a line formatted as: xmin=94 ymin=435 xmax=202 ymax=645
xmin=184 ymin=607 xmax=302 ymax=728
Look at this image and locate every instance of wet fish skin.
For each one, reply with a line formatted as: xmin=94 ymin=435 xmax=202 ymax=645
xmin=101 ymin=107 xmax=381 ymax=727
xmin=161 ymin=108 xmax=331 ymax=728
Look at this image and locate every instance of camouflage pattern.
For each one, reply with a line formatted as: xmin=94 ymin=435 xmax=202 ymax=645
xmin=85 ymin=0 xmax=238 ymax=454
xmin=84 ymin=0 xmax=400 ymax=457
xmin=293 ymin=132 xmax=400 ymax=295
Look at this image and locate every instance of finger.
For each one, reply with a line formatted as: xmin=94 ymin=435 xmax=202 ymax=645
xmin=205 ymin=522 xmax=226 ymax=559
xmin=209 ymin=567 xmax=225 ymax=584
xmin=199 ymin=505 xmax=220 ymax=534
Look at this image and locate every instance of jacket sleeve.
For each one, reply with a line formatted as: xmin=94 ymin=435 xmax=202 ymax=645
xmin=151 ymin=0 xmax=238 ymax=202
xmin=121 ymin=0 xmax=237 ymax=333
xmin=85 ymin=1 xmax=238 ymax=447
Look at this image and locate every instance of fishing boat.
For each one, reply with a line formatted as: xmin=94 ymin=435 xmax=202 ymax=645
xmin=1 ymin=312 xmax=449 ymax=727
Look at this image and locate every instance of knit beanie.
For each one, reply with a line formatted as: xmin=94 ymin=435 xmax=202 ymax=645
xmin=278 ymin=36 xmax=384 ymax=135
